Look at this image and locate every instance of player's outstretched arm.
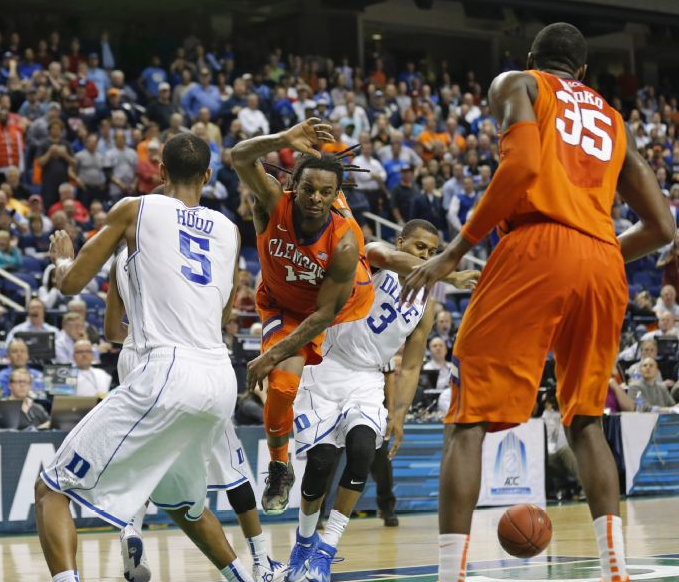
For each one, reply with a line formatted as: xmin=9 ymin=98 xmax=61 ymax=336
xmin=401 ymin=71 xmax=539 ymax=304
xmin=385 ymin=301 xmax=436 ymax=459
xmin=50 ymin=197 xmax=139 ymax=295
xmin=231 ymin=118 xmax=334 ymax=219
xmin=617 ymin=125 xmax=675 ymax=262
xmin=246 ymin=229 xmax=359 ymax=390
xmin=103 ymin=258 xmax=128 ymax=344
xmin=365 ymin=242 xmax=480 ymax=289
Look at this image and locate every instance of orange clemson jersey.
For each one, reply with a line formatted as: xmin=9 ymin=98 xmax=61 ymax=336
xmin=332 ymin=191 xmax=374 ymax=324
xmin=506 ymin=70 xmax=627 ymax=245
xmin=256 ymin=191 xmax=373 ymax=323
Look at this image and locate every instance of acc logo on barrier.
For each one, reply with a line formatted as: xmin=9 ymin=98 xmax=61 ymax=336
xmin=490 ymin=430 xmax=530 ymax=495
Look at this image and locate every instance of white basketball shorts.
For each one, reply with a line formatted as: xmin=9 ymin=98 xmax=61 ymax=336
xmin=117 ymin=346 xmax=140 ymax=382
xmin=41 ymin=346 xmax=237 ymax=527
xmin=293 ymin=356 xmax=387 ymax=459
xmin=118 ymin=345 xmax=249 ymax=494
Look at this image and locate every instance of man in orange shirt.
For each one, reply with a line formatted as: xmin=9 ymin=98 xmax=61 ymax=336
xmin=416 ymin=116 xmax=451 ymax=161
xmin=232 ymin=118 xmax=374 ymax=514
xmin=401 ymin=23 xmax=675 ymax=582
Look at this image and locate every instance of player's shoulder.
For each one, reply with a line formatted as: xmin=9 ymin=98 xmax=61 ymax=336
xmin=489 ymin=70 xmax=538 ymax=99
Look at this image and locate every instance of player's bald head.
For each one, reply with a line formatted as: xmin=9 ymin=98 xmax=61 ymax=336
xmin=529 ymin=23 xmax=587 ymax=78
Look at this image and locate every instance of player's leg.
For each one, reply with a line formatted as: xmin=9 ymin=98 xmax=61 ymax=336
xmin=259 ymin=311 xmax=327 ymax=514
xmin=288 ymin=444 xmax=339 ymax=582
xmin=226 ymin=482 xmax=287 ymax=582
xmin=165 ymin=507 xmax=254 ymax=582
xmin=438 ymin=224 xmax=565 ymax=582
xmin=551 ymin=230 xmax=628 ymax=582
xmin=262 ymin=359 xmax=304 ymax=514
xmin=306 ymin=426 xmax=378 ymax=582
xmin=437 ymin=422 xmax=485 ymax=582
xmin=34 ymin=480 xmax=79 ymax=581
xmin=120 ymin=503 xmax=151 ymax=582
xmin=370 ymin=440 xmax=398 ymax=526
xmin=116 ymin=349 xmax=153 ymax=581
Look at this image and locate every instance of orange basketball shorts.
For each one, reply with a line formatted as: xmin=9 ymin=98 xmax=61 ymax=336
xmin=258 ymin=306 xmax=326 ymax=366
xmin=447 ymin=221 xmax=628 ymax=431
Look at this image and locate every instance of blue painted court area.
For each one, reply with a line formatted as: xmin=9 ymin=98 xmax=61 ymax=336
xmin=323 ymin=555 xmax=679 ymax=582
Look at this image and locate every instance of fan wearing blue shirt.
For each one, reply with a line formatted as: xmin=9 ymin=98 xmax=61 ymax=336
xmin=139 ymin=55 xmax=168 ymax=100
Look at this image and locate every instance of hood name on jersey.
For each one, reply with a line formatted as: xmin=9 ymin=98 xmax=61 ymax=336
xmin=176 ymin=209 xmax=214 ymax=234
xmin=268 ymin=238 xmax=326 ymax=283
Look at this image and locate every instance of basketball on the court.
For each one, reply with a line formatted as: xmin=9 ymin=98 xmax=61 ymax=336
xmin=497 ymin=504 xmax=553 ymax=558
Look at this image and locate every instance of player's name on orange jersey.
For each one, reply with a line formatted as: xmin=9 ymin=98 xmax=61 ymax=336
xmin=267 ymin=237 xmax=327 ymax=285
xmin=559 ymin=79 xmax=605 ymax=108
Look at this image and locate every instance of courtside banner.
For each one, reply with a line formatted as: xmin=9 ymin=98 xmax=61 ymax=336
xmin=0 ymin=422 xmax=548 ymax=533
xmin=477 ymin=418 xmax=546 ymax=507
xmin=622 ymin=412 xmax=679 ymax=496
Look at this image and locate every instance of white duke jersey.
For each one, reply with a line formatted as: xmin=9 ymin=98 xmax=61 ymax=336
xmin=127 ymin=194 xmax=239 ymax=352
xmin=115 ymin=248 xmax=135 ymax=351
xmin=322 ymin=269 xmax=427 ymax=370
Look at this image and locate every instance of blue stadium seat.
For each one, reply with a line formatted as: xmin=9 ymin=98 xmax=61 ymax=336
xmin=458 ymin=297 xmax=471 ymax=314
xmin=444 ymin=297 xmax=457 ymax=313
xmin=80 ymin=293 xmax=105 ymax=312
xmin=20 ymin=255 xmax=44 ymax=274
xmin=632 ymin=272 xmax=653 ymax=288
xmin=245 ymin=260 xmax=260 ymax=277
xmin=241 ymin=247 xmax=259 ymax=263
xmin=8 ymin=272 xmax=39 ymax=291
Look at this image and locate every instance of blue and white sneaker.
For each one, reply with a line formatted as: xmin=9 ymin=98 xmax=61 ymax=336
xmin=253 ymin=556 xmax=288 ymax=582
xmin=304 ymin=541 xmax=336 ymax=582
xmin=287 ymin=529 xmax=319 ymax=582
xmin=120 ymin=525 xmax=151 ymax=582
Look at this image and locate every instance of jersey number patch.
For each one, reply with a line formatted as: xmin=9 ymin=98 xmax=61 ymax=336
xmin=367 ymin=302 xmax=398 ymax=334
xmin=555 ymin=89 xmax=613 ymax=162
xmin=284 ymin=265 xmax=319 ymax=286
xmin=179 ymin=230 xmax=212 ymax=285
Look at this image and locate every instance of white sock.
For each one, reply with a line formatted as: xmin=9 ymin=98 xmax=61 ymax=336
xmin=594 ymin=515 xmax=628 ymax=582
xmin=221 ymin=558 xmax=254 ymax=582
xmin=246 ymin=533 xmax=268 ymax=566
xmin=320 ymin=509 xmax=349 ymax=549
xmin=129 ymin=504 xmax=147 ymax=535
xmin=52 ymin=570 xmax=80 ymax=582
xmin=438 ymin=533 xmax=470 ymax=582
xmin=299 ymin=509 xmax=320 ymax=538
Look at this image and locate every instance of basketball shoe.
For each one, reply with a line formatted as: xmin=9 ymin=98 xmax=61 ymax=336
xmin=304 ymin=540 xmax=336 ymax=582
xmin=252 ymin=556 xmax=287 ymax=582
xmin=120 ymin=525 xmax=151 ymax=582
xmin=262 ymin=461 xmax=295 ymax=515
xmin=287 ymin=529 xmax=319 ymax=582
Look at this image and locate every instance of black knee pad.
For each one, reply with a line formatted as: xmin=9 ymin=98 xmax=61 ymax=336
xmin=340 ymin=425 xmax=377 ymax=492
xmin=226 ymin=481 xmax=256 ymax=514
xmin=301 ymin=444 xmax=339 ymax=501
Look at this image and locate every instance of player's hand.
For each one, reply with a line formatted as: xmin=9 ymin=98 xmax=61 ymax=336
xmin=282 ymin=117 xmax=334 ymax=158
xmin=385 ymin=410 xmax=406 ymax=460
xmin=446 ymin=269 xmax=481 ymax=290
xmin=49 ymin=230 xmax=75 ymax=265
xmin=402 ymin=252 xmax=460 ymax=305
xmin=246 ymin=352 xmax=276 ymax=392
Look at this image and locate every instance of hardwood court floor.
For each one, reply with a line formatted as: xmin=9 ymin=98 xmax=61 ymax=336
xmin=2 ymin=497 xmax=679 ymax=581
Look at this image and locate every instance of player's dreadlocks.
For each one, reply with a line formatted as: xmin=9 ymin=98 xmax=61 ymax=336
xmin=263 ymin=143 xmax=369 ymax=191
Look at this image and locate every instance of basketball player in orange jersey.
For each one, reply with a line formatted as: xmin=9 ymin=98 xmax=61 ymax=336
xmin=401 ymin=23 xmax=675 ymax=582
xmin=232 ymin=118 xmax=374 ymax=514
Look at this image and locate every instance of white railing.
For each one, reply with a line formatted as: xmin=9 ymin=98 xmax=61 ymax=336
xmin=0 ymin=292 xmax=26 ymax=312
xmin=362 ymin=211 xmax=487 ymax=268
xmin=0 ymin=268 xmax=32 ymax=310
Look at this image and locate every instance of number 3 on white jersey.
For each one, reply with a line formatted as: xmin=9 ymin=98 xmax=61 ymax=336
xmin=555 ymin=90 xmax=613 ymax=162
